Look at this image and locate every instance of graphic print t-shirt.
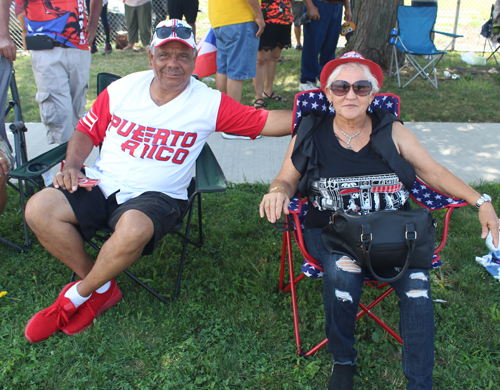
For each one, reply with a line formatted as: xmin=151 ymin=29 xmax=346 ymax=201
xmin=76 ymin=71 xmax=268 ymax=203
xmin=23 ymin=0 xmax=89 ymax=49
xmin=299 ymin=115 xmax=410 ymax=229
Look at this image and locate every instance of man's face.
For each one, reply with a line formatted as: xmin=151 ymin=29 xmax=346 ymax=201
xmin=149 ymin=41 xmax=196 ymax=93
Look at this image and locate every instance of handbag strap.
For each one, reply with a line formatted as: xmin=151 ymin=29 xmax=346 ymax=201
xmin=361 ymin=222 xmax=417 ymax=283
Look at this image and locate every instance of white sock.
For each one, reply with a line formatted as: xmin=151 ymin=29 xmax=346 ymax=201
xmin=95 ymin=281 xmax=111 ymax=294
xmin=64 ymin=281 xmax=91 ymax=308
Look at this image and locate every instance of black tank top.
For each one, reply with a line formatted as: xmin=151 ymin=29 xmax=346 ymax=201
xmin=301 ymin=115 xmax=410 ymax=228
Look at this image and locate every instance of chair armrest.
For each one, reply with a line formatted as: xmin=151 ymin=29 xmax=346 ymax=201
xmin=8 ymin=143 xmax=68 ymax=180
xmin=195 ymin=143 xmax=227 ymax=193
xmin=433 ymin=30 xmax=463 ymax=38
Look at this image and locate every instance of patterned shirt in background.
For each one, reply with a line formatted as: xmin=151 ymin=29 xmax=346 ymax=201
xmin=261 ymin=0 xmax=293 ymax=25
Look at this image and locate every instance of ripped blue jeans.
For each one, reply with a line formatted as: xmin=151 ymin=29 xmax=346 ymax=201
xmin=304 ymin=228 xmax=434 ymax=390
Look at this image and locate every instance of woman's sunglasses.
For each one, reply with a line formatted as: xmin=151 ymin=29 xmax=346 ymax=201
xmin=154 ymin=26 xmax=192 ymax=39
xmin=329 ymin=80 xmax=372 ymax=96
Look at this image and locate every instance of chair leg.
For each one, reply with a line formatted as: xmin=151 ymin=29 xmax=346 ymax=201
xmin=0 ymin=236 xmax=25 ymax=252
xmin=174 ymin=199 xmax=197 ymax=301
xmin=124 ymin=269 xmax=169 ymax=304
xmin=284 ymin=230 xmax=303 ymax=356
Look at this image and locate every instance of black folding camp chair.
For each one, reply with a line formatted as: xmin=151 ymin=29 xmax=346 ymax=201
xmin=4 ymin=69 xmax=67 ymax=251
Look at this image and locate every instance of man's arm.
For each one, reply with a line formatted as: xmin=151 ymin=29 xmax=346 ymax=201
xmin=344 ymin=0 xmax=352 ymax=22
xmin=246 ymin=0 xmax=266 ymax=38
xmin=86 ymin=0 xmax=103 ymax=47
xmin=0 ymin=0 xmax=17 ymax=62
xmin=260 ymin=110 xmax=294 ymax=137
xmin=53 ymin=130 xmax=95 ymax=193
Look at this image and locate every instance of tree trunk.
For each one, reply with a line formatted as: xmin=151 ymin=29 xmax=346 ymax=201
xmin=343 ymin=0 xmax=404 ymax=70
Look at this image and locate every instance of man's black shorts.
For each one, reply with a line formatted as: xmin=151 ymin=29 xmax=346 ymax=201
xmin=59 ymin=186 xmax=187 ymax=255
xmin=168 ymin=0 xmax=199 ymax=24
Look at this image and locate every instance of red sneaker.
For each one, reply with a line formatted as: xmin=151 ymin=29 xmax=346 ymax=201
xmin=62 ymin=279 xmax=122 ymax=336
xmin=25 ymin=281 xmax=80 ymax=343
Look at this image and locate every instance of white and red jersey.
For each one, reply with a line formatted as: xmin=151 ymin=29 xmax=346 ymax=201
xmin=76 ymin=71 xmax=268 ymax=203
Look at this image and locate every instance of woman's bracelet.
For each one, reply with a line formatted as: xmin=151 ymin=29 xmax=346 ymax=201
xmin=269 ymin=186 xmax=286 ymax=193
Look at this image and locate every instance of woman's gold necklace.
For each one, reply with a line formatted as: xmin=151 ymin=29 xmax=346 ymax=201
xmin=334 ymin=116 xmax=368 ymax=149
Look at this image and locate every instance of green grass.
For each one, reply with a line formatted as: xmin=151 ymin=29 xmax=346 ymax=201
xmin=1 ymin=182 xmax=500 ymax=389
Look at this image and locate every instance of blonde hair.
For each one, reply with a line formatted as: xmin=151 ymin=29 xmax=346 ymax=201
xmin=326 ymin=62 xmax=380 ymax=94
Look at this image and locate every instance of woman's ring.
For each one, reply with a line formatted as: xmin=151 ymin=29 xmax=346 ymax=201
xmin=56 ymin=172 xmax=63 ymax=176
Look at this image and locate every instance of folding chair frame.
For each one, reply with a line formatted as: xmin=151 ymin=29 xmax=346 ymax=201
xmin=389 ymin=5 xmax=462 ymax=89
xmin=3 ymin=69 xmax=67 ymax=251
xmin=278 ymin=183 xmax=468 ymax=357
xmin=482 ymin=4 xmax=500 ymax=66
xmin=279 ymin=88 xmax=468 ymax=357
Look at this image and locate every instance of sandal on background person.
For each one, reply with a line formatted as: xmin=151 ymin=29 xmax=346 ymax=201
xmin=254 ymin=98 xmax=266 ymax=109
xmin=263 ymin=92 xmax=287 ymax=102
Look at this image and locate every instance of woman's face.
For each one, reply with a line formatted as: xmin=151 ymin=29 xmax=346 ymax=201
xmin=326 ymin=67 xmax=375 ymax=121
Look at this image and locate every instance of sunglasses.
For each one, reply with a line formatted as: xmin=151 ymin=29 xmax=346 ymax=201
xmin=329 ymin=80 xmax=372 ymax=96
xmin=154 ymin=26 xmax=192 ymax=40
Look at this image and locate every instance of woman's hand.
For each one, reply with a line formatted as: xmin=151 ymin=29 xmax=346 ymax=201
xmin=479 ymin=202 xmax=499 ymax=248
xmin=259 ymin=189 xmax=290 ymax=223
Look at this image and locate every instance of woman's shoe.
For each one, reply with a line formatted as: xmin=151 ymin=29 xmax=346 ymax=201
xmin=253 ymin=98 xmax=266 ymax=109
xmin=327 ymin=364 xmax=355 ymax=390
xmin=263 ymin=92 xmax=287 ymax=102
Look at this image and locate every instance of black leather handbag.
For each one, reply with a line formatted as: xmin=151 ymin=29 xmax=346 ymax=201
xmin=320 ymin=209 xmax=436 ymax=283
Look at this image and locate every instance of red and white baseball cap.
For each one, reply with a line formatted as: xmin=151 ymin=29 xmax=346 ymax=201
xmin=151 ymin=19 xmax=196 ymax=49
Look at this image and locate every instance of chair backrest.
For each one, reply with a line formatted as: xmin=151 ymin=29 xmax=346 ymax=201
xmin=396 ymin=5 xmax=438 ymax=54
xmin=97 ymin=72 xmax=121 ymax=95
xmin=288 ymin=88 xmax=468 ymax=278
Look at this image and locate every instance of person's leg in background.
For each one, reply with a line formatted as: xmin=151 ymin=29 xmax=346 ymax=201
xmin=300 ymin=0 xmax=329 ymax=90
xmin=136 ymin=1 xmax=152 ymax=49
xmin=253 ymin=45 xmax=272 ymax=109
xmin=124 ymin=4 xmax=139 ymax=50
xmin=101 ymin=3 xmax=113 ymax=53
xmin=291 ymin=0 xmax=304 ymax=49
xmin=318 ymin=2 xmax=343 ymax=72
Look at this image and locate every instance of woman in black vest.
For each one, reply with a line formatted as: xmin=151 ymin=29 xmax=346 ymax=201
xmin=259 ymin=52 xmax=499 ymax=390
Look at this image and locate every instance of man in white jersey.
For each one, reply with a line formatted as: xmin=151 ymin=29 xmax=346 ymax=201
xmin=23 ymin=19 xmax=293 ymax=343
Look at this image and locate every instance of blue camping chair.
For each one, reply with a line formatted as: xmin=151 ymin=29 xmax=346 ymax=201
xmin=389 ymin=5 xmax=462 ymax=89
xmin=277 ymin=89 xmax=468 ymax=356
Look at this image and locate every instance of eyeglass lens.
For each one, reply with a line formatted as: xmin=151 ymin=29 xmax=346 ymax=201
xmin=329 ymin=80 xmax=372 ymax=96
xmin=155 ymin=26 xmax=192 ymax=39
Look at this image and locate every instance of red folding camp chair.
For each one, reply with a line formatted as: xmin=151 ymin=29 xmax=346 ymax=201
xmin=277 ymin=89 xmax=468 ymax=356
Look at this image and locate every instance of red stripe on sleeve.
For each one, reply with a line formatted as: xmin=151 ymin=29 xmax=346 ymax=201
xmin=215 ymin=94 xmax=269 ymax=138
xmin=75 ymin=89 xmax=111 ymax=146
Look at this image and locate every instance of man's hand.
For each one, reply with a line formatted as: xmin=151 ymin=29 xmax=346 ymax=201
xmin=53 ymin=168 xmax=91 ymax=193
xmin=344 ymin=0 xmax=352 ymax=22
xmin=85 ymin=24 xmax=98 ymax=48
xmin=0 ymin=35 xmax=16 ymax=62
xmin=0 ymin=150 xmax=11 ymax=178
xmin=0 ymin=0 xmax=17 ymax=63
xmin=304 ymin=0 xmax=320 ymax=21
